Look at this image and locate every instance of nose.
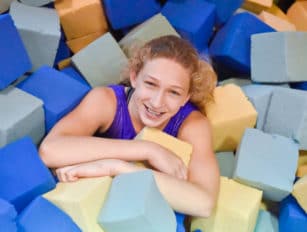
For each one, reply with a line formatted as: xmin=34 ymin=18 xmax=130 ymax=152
xmin=151 ymin=90 xmax=165 ymax=108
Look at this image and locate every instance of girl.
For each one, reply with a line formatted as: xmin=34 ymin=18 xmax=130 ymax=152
xmin=39 ymin=35 xmax=220 ymax=218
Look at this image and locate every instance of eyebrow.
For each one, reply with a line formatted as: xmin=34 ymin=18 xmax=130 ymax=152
xmin=146 ymin=75 xmax=185 ymax=91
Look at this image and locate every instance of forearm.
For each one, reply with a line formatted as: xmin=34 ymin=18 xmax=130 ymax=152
xmin=39 ymin=136 xmax=149 ymax=168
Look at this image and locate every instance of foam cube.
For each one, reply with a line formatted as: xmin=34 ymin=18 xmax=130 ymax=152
xmin=66 ymin=30 xmax=105 ymax=53
xmin=0 ymin=86 xmax=44 ymax=147
xmin=297 ymin=165 xmax=307 ymax=177
xmin=216 ymin=152 xmax=235 ymax=178
xmin=258 ymin=10 xmax=296 ymax=31
xmin=161 ymin=0 xmax=215 ymax=51
xmin=205 ymin=84 xmax=257 ymax=152
xmin=254 ymin=210 xmax=277 ymax=232
xmin=54 ymin=34 xmax=71 ymax=67
xmin=242 ymin=84 xmax=278 ymax=130
xmin=263 ymin=87 xmax=307 ymax=150
xmin=279 ymin=195 xmax=307 ymax=232
xmin=103 ymin=0 xmax=160 ymax=30
xmin=243 ymin=0 xmax=274 ymax=13
xmin=61 ymin=66 xmax=90 ymax=87
xmin=0 ymin=0 xmax=13 ymax=13
xmin=44 ymin=177 xmax=112 ymax=232
xmin=292 ymin=176 xmax=307 ymax=213
xmin=0 ymin=198 xmax=17 ymax=232
xmin=290 ymin=81 xmax=307 ymax=91
xmin=119 ymin=13 xmax=179 ymax=57
xmin=98 ymin=170 xmax=176 ymax=232
xmin=0 ymin=13 xmax=31 ymax=90
xmin=175 ymin=212 xmax=186 ymax=232
xmin=135 ymin=127 xmax=192 ymax=167
xmin=209 ymin=12 xmax=274 ymax=76
xmin=0 ymin=137 xmax=56 ymax=212
xmin=10 ymin=1 xmax=61 ymax=71
xmin=191 ymin=177 xmax=263 ymax=232
xmin=251 ymin=32 xmax=307 ymax=83
xmin=54 ymin=0 xmax=108 ymax=40
xmin=17 ymin=196 xmax=81 ymax=232
xmin=218 ymin=77 xmax=252 ymax=87
xmin=72 ymin=32 xmax=128 ymax=87
xmin=19 ymin=0 xmax=54 ymax=7
xmin=17 ymin=66 xmax=90 ymax=132
xmin=233 ymin=128 xmax=299 ymax=201
xmin=287 ymin=1 xmax=307 ymax=31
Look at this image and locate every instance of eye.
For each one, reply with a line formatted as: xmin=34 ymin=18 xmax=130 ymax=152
xmin=144 ymin=81 xmax=156 ymax=87
xmin=169 ymin=90 xmax=181 ymax=96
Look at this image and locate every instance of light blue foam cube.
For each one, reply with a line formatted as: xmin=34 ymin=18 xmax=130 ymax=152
xmin=263 ymin=87 xmax=307 ymax=150
xmin=98 ymin=170 xmax=176 ymax=232
xmin=233 ymin=128 xmax=299 ymax=201
xmin=254 ymin=210 xmax=277 ymax=232
xmin=216 ymin=151 xmax=235 ymax=178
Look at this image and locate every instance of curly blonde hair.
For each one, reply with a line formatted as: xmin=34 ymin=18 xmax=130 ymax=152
xmin=121 ymin=35 xmax=217 ymax=114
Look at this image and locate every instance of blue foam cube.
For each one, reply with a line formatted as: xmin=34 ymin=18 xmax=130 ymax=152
xmin=17 ymin=196 xmax=81 ymax=232
xmin=290 ymin=82 xmax=307 ymax=91
xmin=0 ymin=198 xmax=17 ymax=232
xmin=161 ymin=0 xmax=215 ymax=52
xmin=175 ymin=212 xmax=186 ymax=232
xmin=0 ymin=137 xmax=56 ymax=212
xmin=209 ymin=12 xmax=275 ymax=75
xmin=0 ymin=13 xmax=31 ymax=90
xmin=279 ymin=195 xmax=307 ymax=232
xmin=17 ymin=66 xmax=90 ymax=132
xmin=206 ymin=0 xmax=244 ymax=26
xmin=61 ymin=66 xmax=90 ymax=88
xmin=103 ymin=0 xmax=160 ymax=30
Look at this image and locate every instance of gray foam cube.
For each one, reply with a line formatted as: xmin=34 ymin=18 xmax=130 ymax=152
xmin=19 ymin=0 xmax=54 ymax=7
xmin=10 ymin=1 xmax=60 ymax=71
xmin=233 ymin=128 xmax=299 ymax=201
xmin=263 ymin=87 xmax=307 ymax=150
xmin=242 ymin=84 xmax=277 ymax=130
xmin=251 ymin=32 xmax=307 ymax=83
xmin=98 ymin=170 xmax=176 ymax=232
xmin=216 ymin=151 xmax=235 ymax=178
xmin=119 ymin=13 xmax=179 ymax=57
xmin=0 ymin=86 xmax=44 ymax=147
xmin=72 ymin=32 xmax=128 ymax=87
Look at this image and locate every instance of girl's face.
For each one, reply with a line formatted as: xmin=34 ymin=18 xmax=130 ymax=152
xmin=129 ymin=57 xmax=191 ymax=130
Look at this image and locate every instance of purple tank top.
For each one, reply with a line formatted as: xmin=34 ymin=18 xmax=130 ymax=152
xmin=99 ymin=85 xmax=198 ymax=139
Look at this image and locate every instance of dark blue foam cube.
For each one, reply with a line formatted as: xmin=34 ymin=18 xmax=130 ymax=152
xmin=17 ymin=66 xmax=91 ymax=132
xmin=0 ymin=198 xmax=17 ymax=232
xmin=279 ymin=195 xmax=307 ymax=232
xmin=206 ymin=0 xmax=244 ymax=26
xmin=161 ymin=0 xmax=215 ymax=52
xmin=290 ymin=82 xmax=307 ymax=91
xmin=209 ymin=12 xmax=275 ymax=75
xmin=0 ymin=13 xmax=31 ymax=90
xmin=54 ymin=32 xmax=71 ymax=68
xmin=176 ymin=212 xmax=186 ymax=232
xmin=0 ymin=137 xmax=56 ymax=212
xmin=103 ymin=0 xmax=160 ymax=30
xmin=17 ymin=196 xmax=81 ymax=232
xmin=61 ymin=66 xmax=90 ymax=88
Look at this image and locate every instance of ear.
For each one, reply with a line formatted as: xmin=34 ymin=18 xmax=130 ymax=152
xmin=129 ymin=71 xmax=137 ymax=88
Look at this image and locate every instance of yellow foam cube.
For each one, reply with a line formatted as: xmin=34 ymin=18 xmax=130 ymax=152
xmin=191 ymin=177 xmax=263 ymax=232
xmin=55 ymin=0 xmax=108 ymax=40
xmin=67 ymin=30 xmax=105 ymax=53
xmin=57 ymin=58 xmax=71 ymax=70
xmin=43 ymin=177 xmax=112 ymax=232
xmin=258 ymin=11 xmax=296 ymax=31
xmin=297 ymin=165 xmax=307 ymax=177
xmin=205 ymin=84 xmax=257 ymax=152
xmin=287 ymin=1 xmax=307 ymax=31
xmin=298 ymin=150 xmax=307 ymax=166
xmin=242 ymin=0 xmax=273 ymax=13
xmin=135 ymin=127 xmax=192 ymax=167
xmin=292 ymin=175 xmax=307 ymax=213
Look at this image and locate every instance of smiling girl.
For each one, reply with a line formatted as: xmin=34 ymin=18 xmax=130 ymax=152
xmin=39 ymin=35 xmax=219 ymax=217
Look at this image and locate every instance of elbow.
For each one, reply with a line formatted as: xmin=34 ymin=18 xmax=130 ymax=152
xmin=197 ymin=201 xmax=215 ymax=218
xmin=38 ymin=140 xmax=55 ymax=168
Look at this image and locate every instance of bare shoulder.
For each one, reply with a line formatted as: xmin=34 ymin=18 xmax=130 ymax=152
xmin=178 ymin=111 xmax=212 ymax=141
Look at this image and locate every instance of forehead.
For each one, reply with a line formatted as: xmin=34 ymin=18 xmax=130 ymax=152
xmin=141 ymin=58 xmax=190 ymax=87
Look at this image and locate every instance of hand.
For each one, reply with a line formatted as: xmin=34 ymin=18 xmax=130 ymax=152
xmin=147 ymin=143 xmax=188 ymax=180
xmin=55 ymin=159 xmax=132 ymax=182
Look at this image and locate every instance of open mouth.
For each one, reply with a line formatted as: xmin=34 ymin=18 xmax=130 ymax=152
xmin=144 ymin=104 xmax=165 ymax=118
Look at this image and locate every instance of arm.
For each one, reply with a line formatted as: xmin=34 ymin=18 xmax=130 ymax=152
xmin=56 ymin=112 xmax=220 ymax=217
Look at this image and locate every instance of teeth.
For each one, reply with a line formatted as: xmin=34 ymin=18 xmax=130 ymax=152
xmin=146 ymin=107 xmax=162 ymax=116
